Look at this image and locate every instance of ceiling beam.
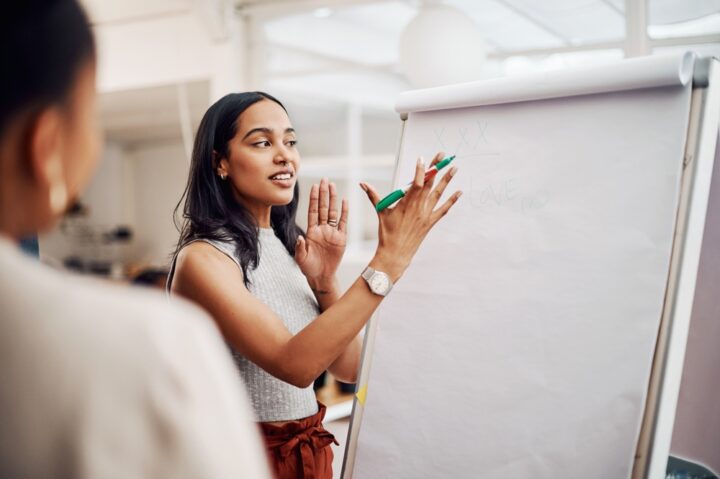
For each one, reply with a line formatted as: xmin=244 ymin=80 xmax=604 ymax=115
xmin=235 ymin=0 xmax=391 ymax=19
xmin=649 ymin=33 xmax=720 ymax=48
xmin=266 ymin=42 xmax=399 ymax=77
xmin=625 ymin=0 xmax=649 ymax=57
xmin=193 ymin=0 xmax=233 ymax=41
xmin=269 ymin=64 xmax=397 ymax=78
xmin=86 ymin=5 xmax=192 ymax=26
xmin=483 ymin=34 xmax=720 ymax=60
xmin=486 ymin=41 xmax=625 ymax=60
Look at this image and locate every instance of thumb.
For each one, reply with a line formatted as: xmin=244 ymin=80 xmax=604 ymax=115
xmin=294 ymin=235 xmax=308 ymax=264
xmin=360 ymin=182 xmax=381 ymax=207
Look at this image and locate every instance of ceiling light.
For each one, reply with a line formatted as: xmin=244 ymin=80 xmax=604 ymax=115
xmin=399 ymin=4 xmax=487 ymax=88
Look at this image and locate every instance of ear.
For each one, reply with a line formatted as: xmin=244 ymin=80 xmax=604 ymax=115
xmin=26 ymin=108 xmax=63 ymax=188
xmin=213 ymin=150 xmax=229 ymax=177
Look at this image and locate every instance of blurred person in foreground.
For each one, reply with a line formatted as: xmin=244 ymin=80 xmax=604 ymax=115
xmin=0 ymin=1 xmax=270 ymax=477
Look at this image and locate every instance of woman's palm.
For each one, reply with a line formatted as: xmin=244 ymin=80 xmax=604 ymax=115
xmin=295 ymin=178 xmax=348 ymax=282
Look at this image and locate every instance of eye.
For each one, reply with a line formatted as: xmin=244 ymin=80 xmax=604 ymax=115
xmin=252 ymin=140 xmax=271 ymax=148
xmin=287 ymin=139 xmax=298 ymax=147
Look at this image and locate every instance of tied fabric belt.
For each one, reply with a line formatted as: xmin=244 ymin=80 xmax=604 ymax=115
xmin=260 ymin=403 xmax=338 ymax=479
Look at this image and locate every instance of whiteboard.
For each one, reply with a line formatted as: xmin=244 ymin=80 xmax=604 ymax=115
xmin=346 ymin=54 xmax=696 ymax=479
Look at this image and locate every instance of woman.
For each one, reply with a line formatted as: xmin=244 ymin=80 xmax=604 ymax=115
xmin=169 ymin=91 xmax=461 ymax=478
xmin=0 ymin=1 xmax=270 ymax=477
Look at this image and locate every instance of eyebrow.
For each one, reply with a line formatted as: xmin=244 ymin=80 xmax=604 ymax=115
xmin=242 ymin=127 xmax=295 ymax=141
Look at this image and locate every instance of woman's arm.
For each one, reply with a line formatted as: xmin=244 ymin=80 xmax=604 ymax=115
xmin=308 ymin=276 xmax=341 ymax=312
xmin=304 ymin=275 xmax=365 ymax=384
xmin=327 ymin=335 xmax=362 ymax=384
xmin=172 ymin=243 xmax=391 ymax=388
xmin=306 ymin=269 xmax=362 ymax=383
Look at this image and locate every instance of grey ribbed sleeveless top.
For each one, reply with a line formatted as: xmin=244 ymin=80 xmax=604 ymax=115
xmin=168 ymin=228 xmax=319 ymax=422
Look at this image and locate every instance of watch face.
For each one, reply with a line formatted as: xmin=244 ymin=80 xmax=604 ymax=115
xmin=369 ymin=273 xmax=389 ymax=293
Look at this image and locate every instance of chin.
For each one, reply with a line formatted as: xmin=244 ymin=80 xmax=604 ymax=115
xmin=276 ymin=194 xmax=294 ymax=206
xmin=265 ymin=193 xmax=294 ymax=207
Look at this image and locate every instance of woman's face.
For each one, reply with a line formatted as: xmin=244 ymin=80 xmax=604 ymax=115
xmin=219 ymin=99 xmax=299 ymax=215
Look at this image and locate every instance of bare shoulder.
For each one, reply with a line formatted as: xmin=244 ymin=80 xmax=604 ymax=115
xmin=173 ymin=241 xmax=244 ymax=293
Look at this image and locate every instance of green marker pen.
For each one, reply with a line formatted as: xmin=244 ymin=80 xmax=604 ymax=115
xmin=375 ymin=155 xmax=456 ymax=212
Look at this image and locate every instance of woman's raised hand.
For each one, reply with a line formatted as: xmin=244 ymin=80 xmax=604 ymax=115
xmin=295 ymin=178 xmax=348 ymax=289
xmin=360 ymin=151 xmax=461 ymax=281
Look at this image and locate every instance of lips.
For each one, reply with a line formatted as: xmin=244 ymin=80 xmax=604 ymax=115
xmin=269 ymin=169 xmax=295 ymax=188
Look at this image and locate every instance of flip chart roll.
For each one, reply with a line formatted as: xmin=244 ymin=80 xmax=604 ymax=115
xmin=396 ymin=52 xmax=695 ymax=113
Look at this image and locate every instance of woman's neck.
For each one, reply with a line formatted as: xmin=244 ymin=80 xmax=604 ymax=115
xmin=226 ymin=181 xmax=277 ymax=228
xmin=248 ymin=205 xmax=272 ymax=228
xmin=233 ymin=193 xmax=272 ymax=228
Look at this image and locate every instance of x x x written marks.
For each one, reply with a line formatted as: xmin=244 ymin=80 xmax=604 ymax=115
xmin=434 ymin=120 xmax=489 ymax=154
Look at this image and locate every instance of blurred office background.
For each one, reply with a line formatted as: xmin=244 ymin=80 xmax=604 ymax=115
xmin=38 ymin=0 xmax=720 ymax=286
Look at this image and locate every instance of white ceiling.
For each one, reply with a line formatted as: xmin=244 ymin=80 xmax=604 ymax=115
xmin=81 ymin=0 xmax=192 ymax=24
xmin=262 ymin=0 xmax=718 ymax=109
xmin=263 ymin=0 xmax=719 ymax=67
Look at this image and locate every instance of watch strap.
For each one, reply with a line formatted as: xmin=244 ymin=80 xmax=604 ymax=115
xmin=361 ymin=266 xmax=376 ymax=281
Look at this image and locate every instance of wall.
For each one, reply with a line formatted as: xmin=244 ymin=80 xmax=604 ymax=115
xmin=128 ymin=141 xmax=190 ymax=265
xmin=81 ymin=142 xmax=133 ymax=226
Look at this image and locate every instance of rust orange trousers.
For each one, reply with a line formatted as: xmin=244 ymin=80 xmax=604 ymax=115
xmin=259 ymin=403 xmax=338 ymax=479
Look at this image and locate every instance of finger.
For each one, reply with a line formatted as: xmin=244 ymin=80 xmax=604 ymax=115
xmin=430 ymin=190 xmax=462 ymax=225
xmin=328 ymin=182 xmax=338 ymax=224
xmin=307 ymin=184 xmax=319 ymax=228
xmin=409 ymin=156 xmax=425 ymax=194
xmin=360 ymin=182 xmax=381 ymax=207
xmin=428 ymin=166 xmax=458 ymax=209
xmin=429 ymin=151 xmax=444 ymax=167
xmin=423 ymin=152 xmax=445 ymax=192
xmin=294 ymin=236 xmax=308 ymax=264
xmin=319 ymin=178 xmax=329 ymax=224
xmin=338 ymin=198 xmax=349 ymax=233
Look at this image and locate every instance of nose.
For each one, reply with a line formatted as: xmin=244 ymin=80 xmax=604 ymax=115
xmin=273 ymin=144 xmax=294 ymax=165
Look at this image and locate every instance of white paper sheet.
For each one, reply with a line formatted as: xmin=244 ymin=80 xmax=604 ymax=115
xmin=396 ymin=52 xmax=694 ymax=113
xmin=352 ymin=82 xmax=693 ymax=478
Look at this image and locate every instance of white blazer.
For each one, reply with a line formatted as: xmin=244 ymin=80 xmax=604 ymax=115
xmin=0 ymin=236 xmax=271 ymax=478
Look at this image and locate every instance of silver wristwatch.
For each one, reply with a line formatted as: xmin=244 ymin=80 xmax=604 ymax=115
xmin=361 ymin=266 xmax=393 ymax=296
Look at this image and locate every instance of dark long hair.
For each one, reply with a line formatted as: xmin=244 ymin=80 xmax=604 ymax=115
xmin=0 ymin=0 xmax=95 ymax=136
xmin=173 ymin=92 xmax=303 ymax=286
